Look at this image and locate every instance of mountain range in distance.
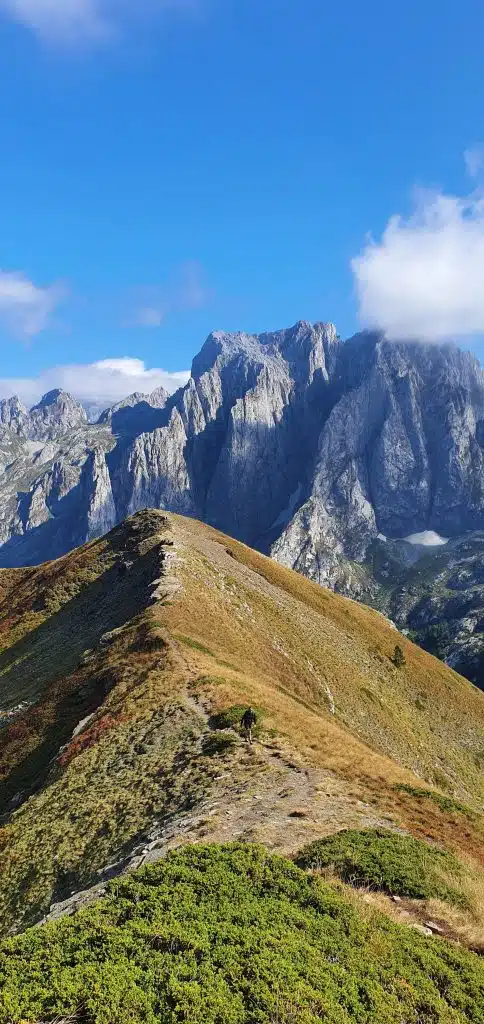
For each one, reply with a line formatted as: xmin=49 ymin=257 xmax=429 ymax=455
xmin=1 ymin=320 xmax=484 ymax=688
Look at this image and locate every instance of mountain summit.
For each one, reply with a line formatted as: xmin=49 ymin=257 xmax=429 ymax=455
xmin=1 ymin=322 xmax=484 ymax=683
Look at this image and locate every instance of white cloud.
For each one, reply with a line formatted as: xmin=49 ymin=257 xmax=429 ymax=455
xmin=130 ymin=261 xmax=212 ymax=329
xmin=464 ymin=146 xmax=484 ymax=179
xmin=351 ymin=189 xmax=484 ymax=341
xmin=0 ymin=0 xmax=196 ymax=44
xmin=136 ymin=307 xmax=166 ymax=329
xmin=0 ymin=0 xmax=108 ymax=40
xmin=0 ymin=270 xmax=63 ymax=339
xmin=0 ymin=357 xmax=190 ymax=411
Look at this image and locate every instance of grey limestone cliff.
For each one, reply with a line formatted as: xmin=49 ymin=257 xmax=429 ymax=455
xmin=1 ymin=321 xmax=484 ymax=684
xmin=272 ymin=336 xmax=484 ymax=593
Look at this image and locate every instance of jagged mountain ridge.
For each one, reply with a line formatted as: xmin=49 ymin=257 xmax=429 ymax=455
xmin=1 ymin=322 xmax=484 ymax=682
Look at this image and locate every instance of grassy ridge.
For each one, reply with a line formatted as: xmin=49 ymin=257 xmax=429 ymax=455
xmin=1 ymin=510 xmax=484 ymax=944
xmin=168 ymin=517 xmax=484 ymax=806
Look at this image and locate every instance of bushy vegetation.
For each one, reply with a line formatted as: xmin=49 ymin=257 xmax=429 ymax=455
xmin=0 ymin=844 xmax=483 ymax=1024
xmin=392 ymin=643 xmax=406 ymax=668
xmin=202 ymin=731 xmax=237 ymax=756
xmin=296 ymin=828 xmax=467 ymax=904
xmin=210 ymin=704 xmax=264 ymax=737
xmin=411 ymin=621 xmax=454 ymax=660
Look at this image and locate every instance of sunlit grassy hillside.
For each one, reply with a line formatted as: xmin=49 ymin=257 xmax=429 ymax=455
xmin=0 ymin=509 xmax=484 ymax=943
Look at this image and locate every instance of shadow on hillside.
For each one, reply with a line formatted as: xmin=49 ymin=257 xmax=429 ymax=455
xmin=107 ymin=401 xmax=170 ymax=438
xmin=0 ymin=485 xmax=88 ymax=569
xmin=195 ymin=367 xmax=337 ymax=550
xmin=0 ymin=449 xmax=112 ymax=569
xmin=0 ymin=545 xmax=163 ymax=707
xmin=0 ymin=539 xmax=166 ymax=814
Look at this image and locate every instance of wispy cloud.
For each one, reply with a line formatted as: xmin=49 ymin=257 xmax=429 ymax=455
xmin=0 ymin=270 xmax=64 ymax=339
xmin=0 ymin=357 xmax=190 ymax=410
xmin=130 ymin=261 xmax=213 ymax=330
xmin=464 ymin=145 xmax=484 ymax=179
xmin=0 ymin=0 xmax=198 ymax=45
xmin=351 ymin=186 xmax=484 ymax=342
xmin=0 ymin=0 xmax=109 ymax=42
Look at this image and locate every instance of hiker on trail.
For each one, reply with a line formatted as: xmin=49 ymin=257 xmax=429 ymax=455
xmin=241 ymin=707 xmax=257 ymax=744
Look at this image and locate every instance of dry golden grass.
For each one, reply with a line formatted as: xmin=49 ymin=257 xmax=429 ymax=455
xmin=163 ymin=515 xmax=484 ymax=810
xmin=1 ymin=508 xmax=484 ymax=940
xmin=335 ymin=849 xmax=484 ymax=953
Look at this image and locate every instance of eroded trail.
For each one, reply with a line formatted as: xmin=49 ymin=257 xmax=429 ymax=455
xmin=0 ymin=509 xmax=483 ymax=953
xmin=42 ymin=692 xmax=395 ymax=927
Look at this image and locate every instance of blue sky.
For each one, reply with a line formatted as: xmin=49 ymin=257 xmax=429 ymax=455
xmin=1 ymin=0 xmax=484 ymax=406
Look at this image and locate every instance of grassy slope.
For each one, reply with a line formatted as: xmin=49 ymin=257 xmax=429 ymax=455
xmin=168 ymin=516 xmax=484 ymax=801
xmin=0 ymin=510 xmax=484 ymax=940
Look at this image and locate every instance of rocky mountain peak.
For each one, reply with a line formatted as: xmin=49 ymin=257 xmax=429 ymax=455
xmin=149 ymin=385 xmax=170 ymax=407
xmin=191 ymin=321 xmax=341 ymax=384
xmin=191 ymin=330 xmax=264 ymax=380
xmin=260 ymin=319 xmax=338 ymax=347
xmin=27 ymin=390 xmax=88 ymax=441
xmin=259 ymin=320 xmax=340 ymax=383
xmin=0 ymin=395 xmax=29 ymax=435
xmin=35 ymin=389 xmax=68 ymax=407
xmin=2 ymin=318 xmax=484 ymax=688
xmin=98 ymin=385 xmax=170 ymax=425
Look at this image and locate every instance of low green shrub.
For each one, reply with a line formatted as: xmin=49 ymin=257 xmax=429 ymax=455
xmin=296 ymin=828 xmax=467 ymax=905
xmin=202 ymin=732 xmax=237 ymax=756
xmin=210 ymin=704 xmax=264 ymax=736
xmin=0 ymin=843 xmax=482 ymax=1024
xmin=392 ymin=643 xmax=406 ymax=668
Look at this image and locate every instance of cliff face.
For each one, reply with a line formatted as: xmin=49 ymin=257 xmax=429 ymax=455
xmin=273 ymin=336 xmax=484 ymax=590
xmin=111 ymin=321 xmax=340 ymax=547
xmin=1 ymin=322 xmax=484 ymax=682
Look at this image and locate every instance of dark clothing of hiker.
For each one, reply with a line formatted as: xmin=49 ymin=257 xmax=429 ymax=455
xmin=242 ymin=708 xmax=257 ymax=744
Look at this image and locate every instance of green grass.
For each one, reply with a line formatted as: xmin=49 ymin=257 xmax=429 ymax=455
xmin=0 ymin=844 xmax=483 ymax=1024
xmin=173 ymin=634 xmax=216 ymax=657
xmin=0 ymin=659 xmax=217 ymax=935
xmin=202 ymin=732 xmax=237 ymax=756
xmin=296 ymin=828 xmax=467 ymax=905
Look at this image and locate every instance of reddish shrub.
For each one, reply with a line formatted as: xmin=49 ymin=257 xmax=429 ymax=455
xmin=3 ymin=719 xmax=30 ymax=743
xmin=58 ymin=714 xmax=122 ymax=768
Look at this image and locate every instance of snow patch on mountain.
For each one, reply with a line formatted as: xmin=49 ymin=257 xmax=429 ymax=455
xmin=404 ymin=531 xmax=449 ymax=547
